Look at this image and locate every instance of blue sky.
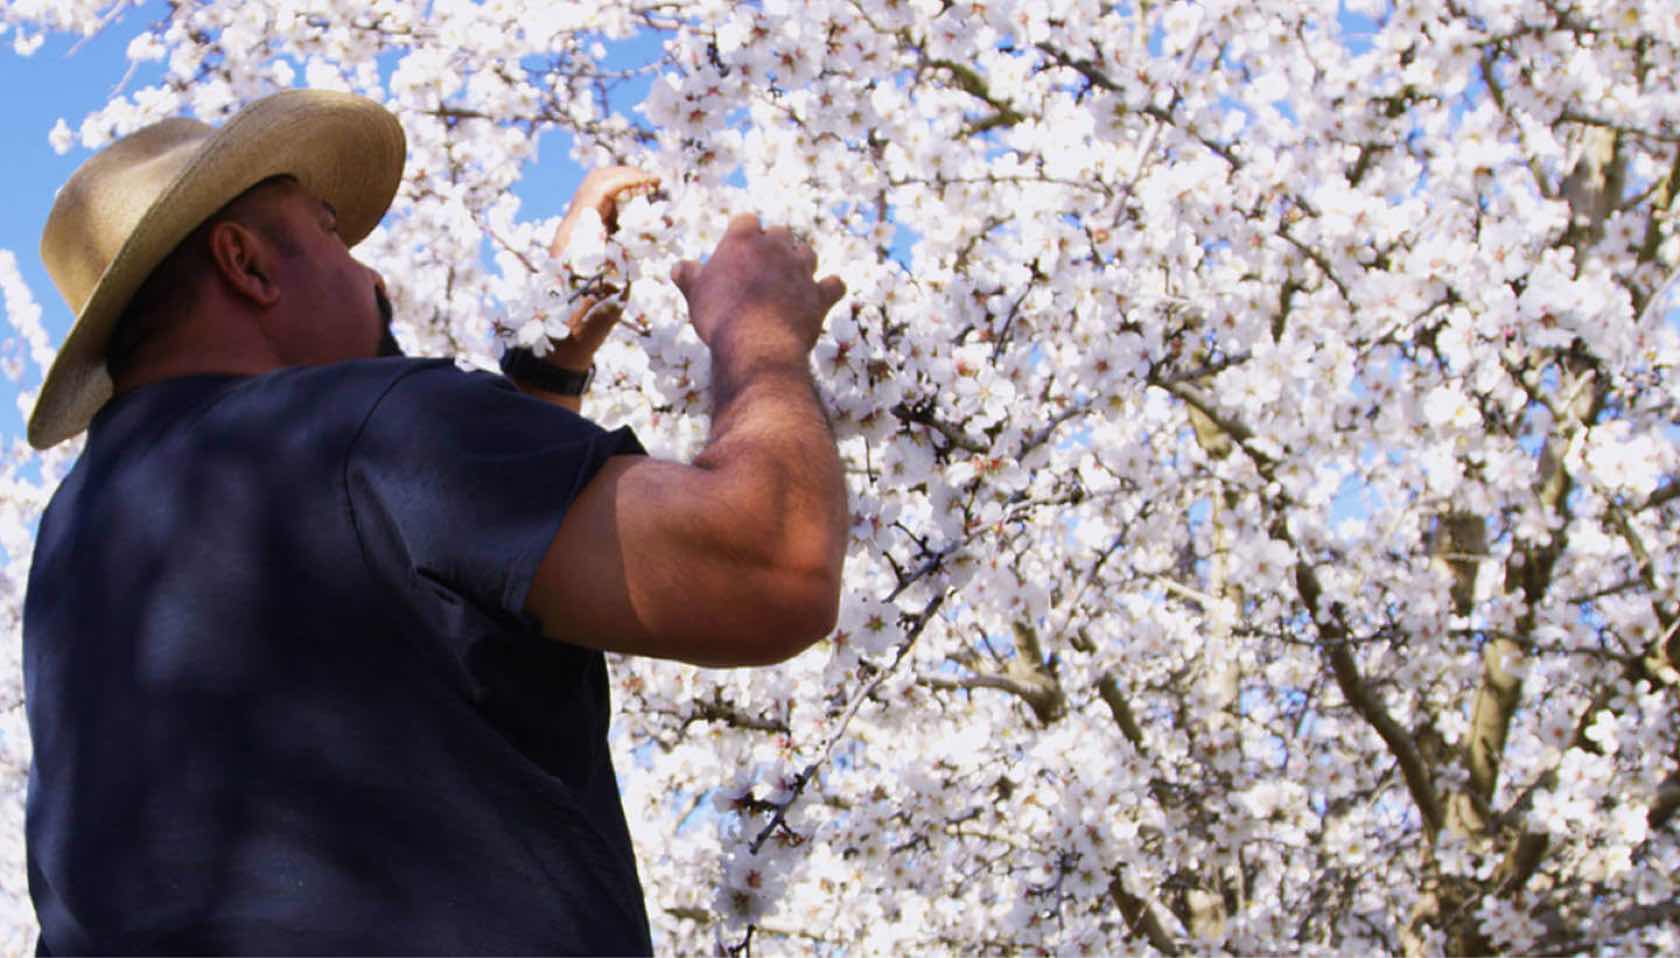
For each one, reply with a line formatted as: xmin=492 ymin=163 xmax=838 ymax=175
xmin=0 ymin=2 xmax=644 ymax=444
xmin=0 ymin=6 xmax=169 ymax=442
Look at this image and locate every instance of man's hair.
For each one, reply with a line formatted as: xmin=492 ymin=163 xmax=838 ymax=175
xmin=105 ymin=175 xmax=303 ymax=380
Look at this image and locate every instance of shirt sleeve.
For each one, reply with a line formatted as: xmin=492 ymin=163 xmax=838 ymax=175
xmin=344 ymin=361 xmax=644 ymax=633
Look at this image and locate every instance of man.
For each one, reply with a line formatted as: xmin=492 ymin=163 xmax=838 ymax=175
xmin=22 ymin=89 xmax=848 ymax=953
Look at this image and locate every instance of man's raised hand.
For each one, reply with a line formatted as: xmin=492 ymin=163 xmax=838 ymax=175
xmin=538 ymin=166 xmax=659 ymax=374
xmin=671 ymin=214 xmax=847 ymax=366
xmin=549 ymin=165 xmax=659 ymax=259
xmin=527 ymin=210 xmax=851 ymax=666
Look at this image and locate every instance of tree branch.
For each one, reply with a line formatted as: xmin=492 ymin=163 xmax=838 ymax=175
xmin=1534 ymin=900 xmax=1680 ymax=954
xmin=918 ymin=669 xmax=1062 ymax=725
xmin=1557 ymin=109 xmax=1680 ymax=145
xmin=1296 ymin=563 xmax=1446 ymax=836
xmin=919 ymin=622 xmax=1065 ymax=724
xmin=1650 ymin=772 xmax=1680 ymax=831
xmin=747 ymin=590 xmax=946 ymax=855
xmin=1642 ymin=479 xmax=1679 ymax=512
xmin=684 ymin=698 xmax=790 ymax=735
xmin=1097 ymin=673 xmax=1147 ymax=751
xmin=922 ymin=57 xmax=1025 ymax=132
xmin=1109 ymin=872 xmax=1181 ymax=956
xmin=890 ymin=401 xmax=988 ymax=454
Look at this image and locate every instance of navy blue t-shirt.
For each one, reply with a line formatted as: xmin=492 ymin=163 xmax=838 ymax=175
xmin=22 ymin=357 xmax=652 ymax=954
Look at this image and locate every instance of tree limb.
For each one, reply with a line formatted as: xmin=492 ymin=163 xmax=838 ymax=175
xmin=890 ymin=401 xmax=988 ymax=454
xmin=918 ymin=668 xmax=1063 ymax=725
xmin=1296 ymin=563 xmax=1446 ymax=836
xmin=1650 ymin=772 xmax=1680 ymax=831
xmin=1109 ymin=872 xmax=1181 ymax=956
xmin=1097 ymin=673 xmax=1147 ymax=751
xmin=1533 ymin=900 xmax=1680 ymax=954
xmin=1149 ymin=364 xmax=1444 ymax=835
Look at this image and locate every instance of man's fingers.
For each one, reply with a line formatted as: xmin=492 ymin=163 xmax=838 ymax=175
xmin=726 ymin=213 xmax=763 ymax=236
xmin=816 ymin=275 xmax=847 ymax=310
xmin=599 ymin=170 xmax=659 ymax=206
xmin=671 ymin=260 xmax=699 ymax=296
xmin=574 ymin=167 xmax=661 ymax=233
xmin=568 ymin=298 xmax=625 ymax=347
xmin=583 ymin=166 xmax=658 ymax=195
xmin=764 ymin=226 xmax=818 ymax=267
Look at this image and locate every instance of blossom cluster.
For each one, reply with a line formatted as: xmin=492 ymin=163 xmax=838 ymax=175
xmin=2 ymin=0 xmax=1679 ymax=953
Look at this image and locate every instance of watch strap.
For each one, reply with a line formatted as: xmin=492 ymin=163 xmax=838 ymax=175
xmin=499 ymin=347 xmax=593 ymax=396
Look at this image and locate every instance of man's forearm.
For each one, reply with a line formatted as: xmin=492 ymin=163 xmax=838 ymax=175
xmin=694 ymin=345 xmax=848 ymax=595
xmin=661 ymin=212 xmax=851 ymax=631
xmin=507 ymin=299 xmax=618 ymax=412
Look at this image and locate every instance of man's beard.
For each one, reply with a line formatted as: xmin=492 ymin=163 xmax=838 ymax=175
xmin=375 ymin=287 xmax=403 ymax=357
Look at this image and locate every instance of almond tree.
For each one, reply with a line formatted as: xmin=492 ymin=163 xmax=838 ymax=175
xmin=1 ymin=0 xmax=1676 ymax=953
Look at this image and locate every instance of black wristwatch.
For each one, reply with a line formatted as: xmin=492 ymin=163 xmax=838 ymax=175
xmin=500 ymin=347 xmax=594 ymax=396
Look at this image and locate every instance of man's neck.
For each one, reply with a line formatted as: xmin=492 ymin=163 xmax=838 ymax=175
xmin=112 ymin=330 xmax=283 ymax=397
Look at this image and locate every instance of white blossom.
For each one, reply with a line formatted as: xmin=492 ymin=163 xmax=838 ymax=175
xmin=0 ymin=0 xmax=1676 ymax=953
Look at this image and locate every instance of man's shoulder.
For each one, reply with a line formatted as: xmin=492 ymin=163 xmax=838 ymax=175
xmin=341 ymin=355 xmax=616 ymax=462
xmin=247 ymin=357 xmax=514 ymax=425
xmin=265 ymin=355 xmax=463 ymax=395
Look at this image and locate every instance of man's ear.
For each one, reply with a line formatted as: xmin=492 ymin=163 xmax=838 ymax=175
xmin=205 ymin=220 xmax=281 ymax=307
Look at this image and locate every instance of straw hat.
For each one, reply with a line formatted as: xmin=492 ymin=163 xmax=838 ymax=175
xmin=30 ymin=89 xmax=406 ymax=450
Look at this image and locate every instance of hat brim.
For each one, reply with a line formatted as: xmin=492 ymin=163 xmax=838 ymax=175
xmin=27 ymin=90 xmax=406 ymax=450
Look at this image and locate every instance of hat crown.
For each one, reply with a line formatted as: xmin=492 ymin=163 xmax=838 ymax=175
xmin=42 ymin=118 xmax=215 ymax=320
